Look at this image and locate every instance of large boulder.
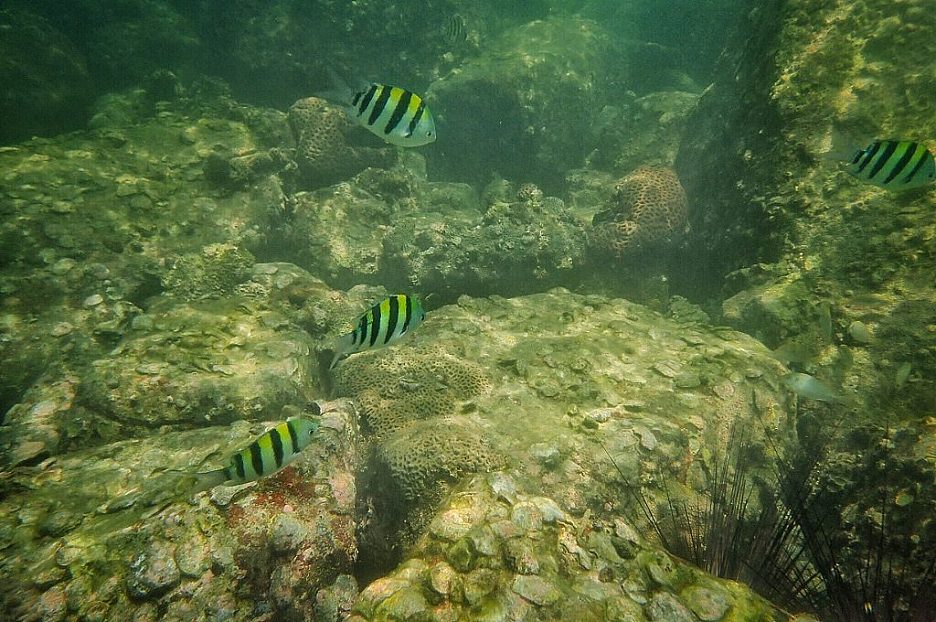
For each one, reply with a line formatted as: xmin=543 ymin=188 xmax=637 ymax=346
xmin=425 ymin=17 xmax=614 ymax=190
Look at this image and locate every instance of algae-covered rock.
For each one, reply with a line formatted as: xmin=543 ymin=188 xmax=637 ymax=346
xmin=161 ymin=242 xmax=255 ymax=300
xmin=330 ymin=288 xmax=797 ymax=615
xmin=426 ymin=16 xmax=614 ymax=187
xmin=349 ymin=473 xmax=785 ymax=622
xmin=0 ymin=401 xmax=360 ymax=622
xmin=1 ymin=292 xmax=318 ymax=465
xmin=674 ymin=1 xmax=936 ymax=615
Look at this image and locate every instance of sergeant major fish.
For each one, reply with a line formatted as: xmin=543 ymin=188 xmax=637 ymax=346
xmin=329 ymin=294 xmax=425 ymax=369
xmin=835 ymin=139 xmax=936 ymax=190
xmin=191 ymin=416 xmax=320 ymax=492
xmin=320 ymin=73 xmax=436 ymax=147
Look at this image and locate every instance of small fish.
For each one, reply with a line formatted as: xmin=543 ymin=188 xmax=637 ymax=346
xmin=894 ymin=362 xmax=912 ymax=389
xmin=330 ymin=294 xmax=425 ymax=369
xmin=192 ymin=416 xmax=320 ymax=491
xmin=817 ymin=303 xmax=833 ymax=343
xmin=841 ymin=140 xmax=936 ymax=190
xmin=444 ymin=13 xmax=467 ymax=45
xmin=783 ymin=372 xmax=843 ymax=403
xmin=320 ymin=71 xmax=436 ymax=147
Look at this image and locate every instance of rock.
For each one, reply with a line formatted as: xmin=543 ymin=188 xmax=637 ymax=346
xmin=511 ymin=575 xmax=561 ymax=606
xmin=645 ymin=592 xmax=696 ymax=622
xmin=681 ymin=585 xmax=730 ymax=621
xmin=0 ymin=8 xmax=93 ymax=144
xmin=126 ymin=541 xmax=180 ymax=599
xmin=427 ymin=17 xmax=613 ymax=185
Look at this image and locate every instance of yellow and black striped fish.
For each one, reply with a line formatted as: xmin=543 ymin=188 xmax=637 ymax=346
xmin=193 ymin=416 xmax=320 ymax=490
xmin=329 ymin=294 xmax=426 ymax=369
xmin=347 ymin=83 xmax=436 ymax=147
xmin=845 ymin=140 xmax=936 ymax=190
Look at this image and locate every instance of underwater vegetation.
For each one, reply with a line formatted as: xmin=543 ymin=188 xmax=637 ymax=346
xmin=607 ymin=412 xmax=936 ymax=622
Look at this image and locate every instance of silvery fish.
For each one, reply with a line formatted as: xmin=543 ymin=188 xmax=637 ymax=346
xmin=191 ymin=416 xmax=320 ymax=491
xmin=783 ymin=372 xmax=843 ymax=403
xmin=330 ymin=294 xmax=426 ymax=369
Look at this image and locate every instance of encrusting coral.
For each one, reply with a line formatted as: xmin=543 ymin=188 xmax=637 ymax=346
xmin=287 ymin=97 xmax=394 ymax=189
xmin=591 ymin=165 xmax=689 ymax=256
xmin=376 ymin=417 xmax=501 ymax=502
xmin=332 ymin=344 xmax=491 ymax=442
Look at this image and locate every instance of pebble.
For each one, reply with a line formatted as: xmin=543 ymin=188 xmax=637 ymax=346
xmin=115 ymin=183 xmax=139 ymax=197
xmin=848 ymin=320 xmax=872 ymax=343
xmin=641 ymin=550 xmax=679 ymax=588
xmin=126 ymin=541 xmax=180 ymax=598
xmin=511 ymin=501 xmax=544 ymax=531
xmin=29 ymin=399 xmax=57 ymax=419
xmin=529 ymin=443 xmax=561 ymax=468
xmin=712 ymin=380 xmax=735 ymax=400
xmin=51 ymin=322 xmax=74 ymax=337
xmin=505 ymin=538 xmax=540 ymax=574
xmin=462 ymin=568 xmax=498 ymax=606
xmin=129 ymin=194 xmax=153 ymax=210
xmin=489 ymin=472 xmax=518 ymax=503
xmin=37 ymin=585 xmax=68 ymax=622
xmin=374 ymin=586 xmax=429 ymax=619
xmin=511 ymin=575 xmax=561 ymax=606
xmin=270 ymin=513 xmax=308 ymax=553
xmin=531 ymin=496 xmax=566 ymax=523
xmin=429 ymin=562 xmax=458 ymax=595
xmin=646 ymin=592 xmax=696 ymax=622
xmin=585 ymin=407 xmax=614 ymax=423
xmin=653 ymin=360 xmax=681 ymax=378
xmin=681 ymin=585 xmax=730 ymax=621
xmin=175 ymin=541 xmax=210 ymax=578
xmin=634 ymin=426 xmax=658 ymax=451
xmin=50 ymin=258 xmax=76 ymax=275
xmin=82 ymin=294 xmax=104 ymax=307
xmin=430 ymin=507 xmax=479 ymax=541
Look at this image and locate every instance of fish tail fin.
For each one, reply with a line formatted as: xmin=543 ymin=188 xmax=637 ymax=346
xmin=822 ymin=130 xmax=863 ymax=163
xmin=316 ymin=69 xmax=370 ymax=109
xmin=315 ymin=68 xmax=351 ymax=104
xmin=328 ymin=349 xmax=346 ymax=371
xmin=328 ymin=334 xmax=355 ymax=370
xmin=186 ymin=468 xmax=230 ymax=495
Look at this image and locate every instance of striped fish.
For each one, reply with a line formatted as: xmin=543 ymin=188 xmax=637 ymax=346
xmin=444 ymin=13 xmax=467 ymax=45
xmin=329 ymin=294 xmax=425 ymax=369
xmin=347 ymin=83 xmax=436 ymax=147
xmin=845 ymin=140 xmax=936 ymax=190
xmin=192 ymin=416 xmax=320 ymax=491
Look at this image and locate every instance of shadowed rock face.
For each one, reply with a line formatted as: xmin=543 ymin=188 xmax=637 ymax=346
xmin=425 ymin=17 xmax=614 ymax=191
xmin=0 ymin=8 xmax=94 ymax=144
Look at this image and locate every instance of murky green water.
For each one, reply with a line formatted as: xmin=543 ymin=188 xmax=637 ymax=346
xmin=1 ymin=1 xmax=934 ymax=621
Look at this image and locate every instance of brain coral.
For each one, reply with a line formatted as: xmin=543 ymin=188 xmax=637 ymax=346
xmin=332 ymin=345 xmax=490 ymax=441
xmin=591 ymin=166 xmax=689 ymax=256
xmin=376 ymin=417 xmax=501 ymax=502
xmin=287 ymin=97 xmax=394 ymax=189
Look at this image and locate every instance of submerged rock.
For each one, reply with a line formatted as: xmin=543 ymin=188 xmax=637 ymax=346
xmin=2 ymin=286 xmax=796 ymax=621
